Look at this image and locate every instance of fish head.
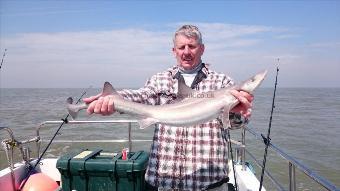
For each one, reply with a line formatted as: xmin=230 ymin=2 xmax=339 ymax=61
xmin=238 ymin=70 xmax=267 ymax=93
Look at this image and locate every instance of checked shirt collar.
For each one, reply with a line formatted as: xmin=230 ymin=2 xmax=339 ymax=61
xmin=171 ymin=63 xmax=209 ymax=89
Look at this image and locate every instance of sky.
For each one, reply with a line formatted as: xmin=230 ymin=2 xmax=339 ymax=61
xmin=0 ymin=0 xmax=339 ymax=88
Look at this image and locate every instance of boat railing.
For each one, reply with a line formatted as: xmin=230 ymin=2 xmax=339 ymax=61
xmin=0 ymin=126 xmax=16 ymax=168
xmin=2 ymin=120 xmax=339 ymax=191
xmin=36 ymin=120 xmax=143 ymax=157
xmin=35 ymin=119 xmax=243 ymax=156
xmin=235 ymin=127 xmax=339 ymax=191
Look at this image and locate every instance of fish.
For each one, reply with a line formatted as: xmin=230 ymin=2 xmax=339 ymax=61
xmin=67 ymin=70 xmax=267 ymax=129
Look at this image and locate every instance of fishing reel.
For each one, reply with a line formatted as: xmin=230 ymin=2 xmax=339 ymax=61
xmin=1 ymin=127 xmax=40 ymax=168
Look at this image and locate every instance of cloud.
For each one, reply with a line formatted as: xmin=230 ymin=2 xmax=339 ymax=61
xmin=275 ymin=34 xmax=300 ymax=39
xmin=308 ymin=42 xmax=340 ymax=49
xmin=3 ymin=29 xmax=171 ymax=66
xmin=1 ymin=23 xmax=339 ymax=88
xmin=200 ymin=23 xmax=274 ymax=38
xmin=2 ymin=28 xmax=175 ymax=87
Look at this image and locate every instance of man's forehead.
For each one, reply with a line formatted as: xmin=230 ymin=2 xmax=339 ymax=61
xmin=175 ymin=35 xmax=199 ymax=45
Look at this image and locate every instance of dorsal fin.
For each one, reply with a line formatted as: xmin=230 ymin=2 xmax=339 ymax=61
xmin=177 ymin=75 xmax=195 ymax=99
xmin=102 ymin=81 xmax=118 ymax=96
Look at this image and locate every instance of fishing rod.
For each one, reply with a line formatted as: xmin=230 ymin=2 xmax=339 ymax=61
xmin=0 ymin=49 xmax=7 ymax=70
xmin=18 ymin=89 xmax=88 ymax=191
xmin=0 ymin=49 xmax=7 ymax=106
xmin=259 ymin=60 xmax=280 ymax=191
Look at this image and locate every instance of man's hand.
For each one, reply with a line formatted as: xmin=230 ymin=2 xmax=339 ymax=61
xmin=83 ymin=94 xmax=116 ymax=115
xmin=230 ymin=90 xmax=254 ymax=118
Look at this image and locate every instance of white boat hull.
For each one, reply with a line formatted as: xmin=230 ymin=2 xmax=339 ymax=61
xmin=0 ymin=158 xmax=262 ymax=191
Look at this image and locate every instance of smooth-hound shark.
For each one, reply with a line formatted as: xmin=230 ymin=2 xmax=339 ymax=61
xmin=67 ymin=70 xmax=267 ymax=129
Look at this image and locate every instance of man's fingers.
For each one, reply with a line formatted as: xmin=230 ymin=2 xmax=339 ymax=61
xmin=101 ymin=96 xmax=115 ymax=115
xmin=245 ymin=108 xmax=252 ymax=118
xmin=83 ymin=93 xmax=102 ymax=104
xmin=94 ymin=97 xmax=104 ymax=114
xmin=85 ymin=95 xmax=116 ymax=115
xmin=230 ymin=90 xmax=254 ymax=118
xmin=87 ymin=100 xmax=96 ymax=114
xmin=108 ymin=97 xmax=115 ymax=115
xmin=101 ymin=97 xmax=110 ymax=115
xmin=230 ymin=90 xmax=252 ymax=108
xmin=239 ymin=91 xmax=254 ymax=102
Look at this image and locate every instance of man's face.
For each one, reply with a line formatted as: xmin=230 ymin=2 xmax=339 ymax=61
xmin=173 ymin=35 xmax=205 ymax=70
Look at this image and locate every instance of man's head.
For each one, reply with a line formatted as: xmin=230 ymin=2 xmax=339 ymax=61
xmin=173 ymin=25 xmax=205 ymax=70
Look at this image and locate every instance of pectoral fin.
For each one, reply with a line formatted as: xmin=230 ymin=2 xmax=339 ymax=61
xmin=138 ymin=118 xmax=158 ymax=129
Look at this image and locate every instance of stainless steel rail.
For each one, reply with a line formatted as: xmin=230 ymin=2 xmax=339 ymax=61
xmin=0 ymin=126 xmax=16 ymax=191
xmin=26 ymin=120 xmax=340 ymax=191
xmin=245 ymin=127 xmax=339 ymax=191
xmin=36 ymin=120 xmax=140 ymax=157
xmin=243 ymin=149 xmax=286 ymax=191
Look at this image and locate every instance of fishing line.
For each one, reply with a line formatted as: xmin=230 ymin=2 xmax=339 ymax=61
xmin=259 ymin=62 xmax=279 ymax=191
xmin=18 ymin=88 xmax=89 ymax=191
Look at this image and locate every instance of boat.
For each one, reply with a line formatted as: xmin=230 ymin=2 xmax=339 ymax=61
xmin=0 ymin=119 xmax=339 ymax=191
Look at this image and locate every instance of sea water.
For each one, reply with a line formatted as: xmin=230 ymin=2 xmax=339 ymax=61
xmin=0 ymin=88 xmax=339 ymax=190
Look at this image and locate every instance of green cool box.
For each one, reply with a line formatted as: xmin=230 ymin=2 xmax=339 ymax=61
xmin=56 ymin=149 xmax=149 ymax=191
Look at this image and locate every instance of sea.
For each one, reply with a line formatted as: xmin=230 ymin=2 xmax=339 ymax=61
xmin=0 ymin=88 xmax=339 ymax=191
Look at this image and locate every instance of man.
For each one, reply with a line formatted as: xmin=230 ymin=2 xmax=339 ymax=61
xmin=84 ymin=25 xmax=253 ymax=191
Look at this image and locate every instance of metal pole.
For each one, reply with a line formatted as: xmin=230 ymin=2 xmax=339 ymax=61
xmin=247 ymin=126 xmax=339 ymax=191
xmin=128 ymin=122 xmax=132 ymax=152
xmin=235 ymin=147 xmax=241 ymax=164
xmin=241 ymin=128 xmax=246 ymax=171
xmin=289 ymin=162 xmax=296 ymax=191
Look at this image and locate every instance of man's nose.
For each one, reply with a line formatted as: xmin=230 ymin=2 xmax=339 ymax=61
xmin=184 ymin=45 xmax=190 ymax=54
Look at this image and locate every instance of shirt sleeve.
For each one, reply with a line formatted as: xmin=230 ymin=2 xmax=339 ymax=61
xmin=117 ymin=75 xmax=159 ymax=105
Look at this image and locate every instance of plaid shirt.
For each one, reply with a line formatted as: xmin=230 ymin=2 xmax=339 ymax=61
xmin=119 ymin=64 xmax=243 ymax=190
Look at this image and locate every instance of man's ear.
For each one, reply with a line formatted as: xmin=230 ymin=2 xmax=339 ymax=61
xmin=172 ymin=47 xmax=176 ymax=56
xmin=200 ymin=44 xmax=205 ymax=55
xmin=200 ymin=44 xmax=205 ymax=56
